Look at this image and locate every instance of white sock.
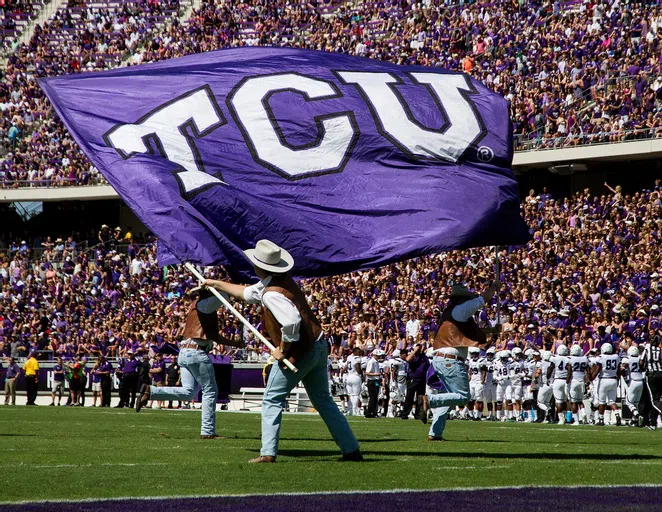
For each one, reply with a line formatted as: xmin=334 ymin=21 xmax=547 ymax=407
xmin=572 ymin=413 xmax=578 ymax=423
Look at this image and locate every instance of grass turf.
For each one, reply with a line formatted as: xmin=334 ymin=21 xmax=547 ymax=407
xmin=0 ymin=407 xmax=661 ymax=502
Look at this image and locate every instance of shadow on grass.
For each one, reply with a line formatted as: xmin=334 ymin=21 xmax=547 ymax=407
xmin=273 ymin=449 xmax=662 ymax=461
xmin=279 ymin=437 xmax=408 ymax=443
xmin=0 ymin=433 xmax=38 ymax=437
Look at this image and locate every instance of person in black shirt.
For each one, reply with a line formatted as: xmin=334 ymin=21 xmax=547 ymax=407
xmin=642 ymin=334 xmax=662 ymax=430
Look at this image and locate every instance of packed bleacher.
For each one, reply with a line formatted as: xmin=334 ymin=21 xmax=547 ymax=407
xmin=2 ymin=0 xmax=662 ymax=188
xmin=0 ymin=0 xmax=45 ymax=52
xmin=2 ymin=179 xmax=660 ymax=365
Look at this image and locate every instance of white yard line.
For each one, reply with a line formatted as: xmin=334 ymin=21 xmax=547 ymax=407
xmin=2 ymin=484 xmax=662 ymax=505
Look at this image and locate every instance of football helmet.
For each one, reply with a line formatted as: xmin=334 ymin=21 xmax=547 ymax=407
xmin=570 ymin=344 xmax=583 ymax=357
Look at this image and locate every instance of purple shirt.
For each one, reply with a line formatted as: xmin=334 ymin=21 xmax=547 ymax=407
xmin=151 ymin=361 xmax=166 ymax=383
xmin=6 ymin=363 xmax=20 ymax=379
xmin=53 ymin=364 xmax=65 ymax=382
xmin=123 ymin=358 xmax=140 ymax=374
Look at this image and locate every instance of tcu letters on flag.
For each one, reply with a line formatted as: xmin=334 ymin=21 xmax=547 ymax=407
xmin=40 ymin=48 xmax=529 ymax=278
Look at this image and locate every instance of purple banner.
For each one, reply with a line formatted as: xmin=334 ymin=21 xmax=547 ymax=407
xmin=40 ymin=48 xmax=529 ymax=277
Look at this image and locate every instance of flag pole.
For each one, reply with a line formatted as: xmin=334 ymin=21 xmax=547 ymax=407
xmin=184 ymin=263 xmax=298 ymax=373
xmin=494 ymin=246 xmax=501 ymax=327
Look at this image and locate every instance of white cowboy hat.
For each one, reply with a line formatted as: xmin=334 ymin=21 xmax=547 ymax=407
xmin=244 ymin=239 xmax=294 ymax=273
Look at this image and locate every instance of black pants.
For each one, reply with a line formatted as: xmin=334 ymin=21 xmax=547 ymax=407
xmin=400 ymin=379 xmax=425 ymax=419
xmin=100 ymin=378 xmax=112 ymax=407
xmin=26 ymin=376 xmax=38 ymax=404
xmin=381 ymin=383 xmax=390 ymax=417
xmin=642 ymin=372 xmax=662 ymax=426
xmin=365 ymin=380 xmax=380 ymax=418
xmin=120 ymin=373 xmax=139 ymax=407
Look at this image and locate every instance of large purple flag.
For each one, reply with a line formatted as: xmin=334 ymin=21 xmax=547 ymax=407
xmin=40 ymin=47 xmax=529 ymax=278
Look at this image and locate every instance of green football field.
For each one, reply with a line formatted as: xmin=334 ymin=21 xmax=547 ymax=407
xmin=1 ymin=407 xmax=661 ymax=503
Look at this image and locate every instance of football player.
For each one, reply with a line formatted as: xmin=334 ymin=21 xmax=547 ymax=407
xmin=621 ymin=345 xmax=645 ymax=426
xmin=468 ymin=347 xmax=487 ymax=421
xmin=590 ymin=344 xmax=622 ymax=426
xmin=344 ymin=347 xmax=363 ymax=416
xmin=522 ymin=349 xmax=539 ymax=422
xmin=509 ymin=347 xmax=526 ymax=421
xmin=550 ymin=345 xmax=570 ymax=425
xmin=587 ymin=347 xmax=601 ymax=424
xmin=494 ymin=350 xmax=512 ymax=421
xmin=567 ymin=344 xmax=591 ymax=425
xmin=537 ymin=350 xmax=554 ymax=422
xmin=483 ymin=347 xmax=497 ymax=421
xmin=388 ymin=349 xmax=408 ymax=418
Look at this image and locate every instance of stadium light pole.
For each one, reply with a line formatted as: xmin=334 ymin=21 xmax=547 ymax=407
xmin=184 ymin=263 xmax=298 ymax=373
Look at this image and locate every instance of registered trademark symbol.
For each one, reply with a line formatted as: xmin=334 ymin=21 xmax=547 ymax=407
xmin=477 ymin=146 xmax=494 ymax=162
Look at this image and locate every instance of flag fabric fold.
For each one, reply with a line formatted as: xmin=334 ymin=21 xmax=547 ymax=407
xmin=40 ymin=47 xmax=529 ymax=278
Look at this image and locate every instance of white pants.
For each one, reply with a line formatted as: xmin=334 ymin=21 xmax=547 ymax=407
xmin=510 ymin=381 xmax=523 ymax=402
xmin=590 ymin=378 xmax=600 ymax=407
xmin=553 ymin=380 xmax=567 ymax=402
xmin=345 ymin=374 xmax=362 ymax=416
xmin=625 ymin=380 xmax=644 ymax=413
xmin=569 ymin=380 xmax=585 ymax=403
xmin=496 ymin=380 xmax=511 ymax=402
xmin=537 ymin=384 xmax=553 ymax=410
xmin=523 ymin=383 xmax=534 ymax=402
xmin=470 ymin=381 xmax=484 ymax=401
xmin=484 ymin=383 xmax=496 ymax=403
xmin=598 ymin=378 xmax=617 ymax=405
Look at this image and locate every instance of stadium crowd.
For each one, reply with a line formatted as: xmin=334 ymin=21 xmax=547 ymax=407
xmin=1 ymin=179 xmax=661 ymax=420
xmin=2 ymin=0 xmax=662 ymax=187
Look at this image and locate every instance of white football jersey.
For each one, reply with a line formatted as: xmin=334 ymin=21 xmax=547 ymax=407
xmin=622 ymin=356 xmax=645 ymax=381
xmin=469 ymin=357 xmax=486 ymax=383
xmin=494 ymin=359 xmax=510 ymax=382
xmin=598 ymin=354 xmax=621 ymax=379
xmin=539 ymin=361 xmax=552 ymax=385
xmin=551 ymin=356 xmax=569 ymax=379
xmin=390 ymin=358 xmax=409 ymax=383
xmin=568 ymin=355 xmax=591 ymax=381
xmin=346 ymin=355 xmax=361 ymax=375
xmin=528 ymin=361 xmax=541 ymax=388
xmin=484 ymin=358 xmax=495 ymax=385
xmin=509 ymin=360 xmax=526 ymax=382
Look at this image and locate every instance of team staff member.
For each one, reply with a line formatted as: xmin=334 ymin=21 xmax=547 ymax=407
xmin=137 ymin=286 xmax=240 ymax=439
xmin=427 ymin=282 xmax=499 ymax=411
xmin=23 ymin=351 xmax=40 ymax=405
xmin=399 ymin=344 xmax=429 ymax=421
xmin=96 ymin=355 xmax=114 ymax=407
xmin=364 ymin=350 xmax=383 ymax=418
xmin=119 ymin=350 xmax=139 ymax=408
xmin=4 ymin=357 xmax=20 ymax=405
xmin=204 ymin=239 xmax=361 ymax=463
